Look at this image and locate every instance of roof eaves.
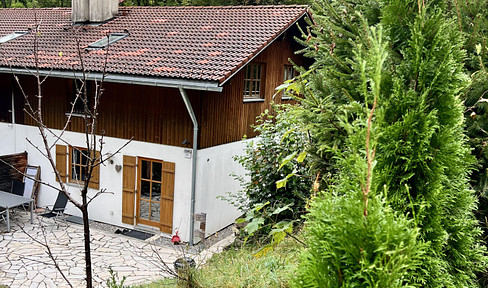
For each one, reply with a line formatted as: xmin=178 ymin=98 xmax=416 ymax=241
xmin=0 ymin=67 xmax=222 ymax=92
xmin=218 ymin=7 xmax=310 ymax=86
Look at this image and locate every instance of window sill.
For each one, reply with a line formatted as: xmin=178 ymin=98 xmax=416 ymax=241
xmin=243 ymin=98 xmax=265 ymax=103
xmin=66 ymin=180 xmax=97 ymax=190
xmin=65 ymin=112 xmax=92 ymax=118
xmin=66 ymin=180 xmax=84 ymax=187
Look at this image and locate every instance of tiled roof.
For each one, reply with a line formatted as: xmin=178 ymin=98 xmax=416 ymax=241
xmin=0 ymin=6 xmax=308 ymax=84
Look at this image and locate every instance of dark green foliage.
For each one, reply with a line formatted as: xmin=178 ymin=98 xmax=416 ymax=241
xmin=293 ymin=0 xmax=487 ymax=286
xmin=465 ymin=69 xmax=488 ymax=234
xmin=121 ymin=0 xmax=309 ymax=6
xmin=294 ymin=25 xmax=427 ymax=287
xmin=374 ymin=8 xmax=486 ymax=286
xmin=1 ymin=0 xmax=70 ymax=7
xmin=228 ymin=107 xmax=311 ymax=246
xmin=295 ymin=188 xmax=426 ymax=288
xmin=449 ymin=1 xmax=488 ymax=258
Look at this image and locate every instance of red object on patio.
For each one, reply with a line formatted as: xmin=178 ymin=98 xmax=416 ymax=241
xmin=172 ymin=230 xmax=181 ymax=245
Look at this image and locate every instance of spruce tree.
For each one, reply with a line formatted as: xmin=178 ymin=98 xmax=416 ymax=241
xmin=291 ymin=0 xmax=487 ymax=286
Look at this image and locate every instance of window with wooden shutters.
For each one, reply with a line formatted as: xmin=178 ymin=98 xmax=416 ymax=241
xmin=55 ymin=145 xmax=100 ymax=189
xmin=134 ymin=157 xmax=175 ymax=232
xmin=69 ymin=147 xmax=89 ymax=182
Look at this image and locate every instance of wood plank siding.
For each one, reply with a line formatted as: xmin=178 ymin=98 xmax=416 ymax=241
xmin=199 ymin=30 xmax=305 ymax=147
xmin=18 ymin=77 xmax=200 ymax=148
xmin=8 ymin=26 xmax=306 ymax=149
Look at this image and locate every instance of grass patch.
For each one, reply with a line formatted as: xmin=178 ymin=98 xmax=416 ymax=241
xmin=132 ymin=235 xmax=304 ymax=288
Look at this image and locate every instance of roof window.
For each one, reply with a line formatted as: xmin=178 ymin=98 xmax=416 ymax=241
xmin=87 ymin=33 xmax=128 ymax=49
xmin=0 ymin=31 xmax=29 ymax=44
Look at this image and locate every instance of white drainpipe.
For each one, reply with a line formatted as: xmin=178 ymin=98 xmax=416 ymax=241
xmin=178 ymin=87 xmax=198 ymax=246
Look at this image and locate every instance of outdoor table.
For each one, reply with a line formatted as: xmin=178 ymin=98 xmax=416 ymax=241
xmin=0 ymin=190 xmax=34 ymax=232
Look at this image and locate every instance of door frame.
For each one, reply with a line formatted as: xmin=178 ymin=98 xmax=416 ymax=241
xmin=135 ymin=156 xmax=174 ymax=232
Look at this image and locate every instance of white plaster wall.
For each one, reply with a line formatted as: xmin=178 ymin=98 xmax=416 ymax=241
xmin=0 ymin=123 xmax=251 ymax=242
xmin=0 ymin=123 xmax=193 ymax=241
xmin=195 ymin=140 xmax=250 ymax=237
xmin=0 ymin=123 xmax=17 ymax=155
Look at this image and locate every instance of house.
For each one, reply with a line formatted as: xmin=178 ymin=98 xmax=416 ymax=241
xmin=0 ymin=0 xmax=311 ymax=243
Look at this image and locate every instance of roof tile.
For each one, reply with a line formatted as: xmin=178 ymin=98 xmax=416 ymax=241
xmin=0 ymin=5 xmax=308 ymax=83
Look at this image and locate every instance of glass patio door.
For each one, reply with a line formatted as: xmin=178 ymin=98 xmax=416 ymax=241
xmin=137 ymin=158 xmax=162 ymax=227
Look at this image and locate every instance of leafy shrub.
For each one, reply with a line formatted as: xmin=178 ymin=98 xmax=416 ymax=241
xmin=229 ymin=106 xmax=312 ymax=244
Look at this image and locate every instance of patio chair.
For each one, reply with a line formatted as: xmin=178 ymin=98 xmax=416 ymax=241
xmin=10 ymin=181 xmax=27 ymax=213
xmin=0 ymin=208 xmax=6 ymax=223
xmin=10 ymin=181 xmax=25 ymax=196
xmin=40 ymin=192 xmax=69 ymax=229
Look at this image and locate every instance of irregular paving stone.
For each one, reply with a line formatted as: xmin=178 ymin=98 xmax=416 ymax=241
xmin=1 ymin=212 xmax=231 ymax=287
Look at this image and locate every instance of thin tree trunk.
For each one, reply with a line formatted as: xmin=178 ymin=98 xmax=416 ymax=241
xmin=81 ymin=190 xmax=93 ymax=288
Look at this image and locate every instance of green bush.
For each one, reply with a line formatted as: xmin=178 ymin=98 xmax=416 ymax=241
xmin=229 ymin=106 xmax=312 ymax=244
xmin=233 ymin=107 xmax=312 ymax=213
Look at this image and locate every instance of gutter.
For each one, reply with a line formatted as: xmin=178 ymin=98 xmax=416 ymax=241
xmin=178 ymin=87 xmax=198 ymax=246
xmin=0 ymin=67 xmax=223 ymax=92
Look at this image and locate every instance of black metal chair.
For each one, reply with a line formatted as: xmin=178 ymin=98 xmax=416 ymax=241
xmin=10 ymin=181 xmax=25 ymax=196
xmin=0 ymin=208 xmax=6 ymax=223
xmin=10 ymin=181 xmax=27 ymax=213
xmin=40 ymin=192 xmax=69 ymax=229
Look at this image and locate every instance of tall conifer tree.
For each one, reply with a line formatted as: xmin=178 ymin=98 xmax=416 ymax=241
xmin=292 ymin=0 xmax=487 ymax=286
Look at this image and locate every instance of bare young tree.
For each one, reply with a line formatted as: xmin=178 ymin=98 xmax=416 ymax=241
xmin=1 ymin=16 xmax=131 ymax=287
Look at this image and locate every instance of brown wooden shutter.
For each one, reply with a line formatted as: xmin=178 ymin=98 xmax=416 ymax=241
xmin=55 ymin=145 xmax=67 ymax=183
xmin=88 ymin=150 xmax=100 ymax=190
xmin=122 ymin=155 xmax=136 ymax=225
xmin=160 ymin=161 xmax=175 ymax=234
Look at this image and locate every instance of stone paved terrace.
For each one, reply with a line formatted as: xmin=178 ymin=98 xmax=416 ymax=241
xmin=0 ymin=211 xmax=208 ymax=287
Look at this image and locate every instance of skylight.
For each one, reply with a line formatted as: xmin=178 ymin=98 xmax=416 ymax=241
xmin=88 ymin=33 xmax=129 ymax=49
xmin=0 ymin=31 xmax=29 ymax=44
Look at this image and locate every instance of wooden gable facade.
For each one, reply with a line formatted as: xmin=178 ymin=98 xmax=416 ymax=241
xmin=0 ymin=24 xmax=307 ymax=149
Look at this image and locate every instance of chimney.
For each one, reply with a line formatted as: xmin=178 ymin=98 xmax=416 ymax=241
xmin=72 ymin=0 xmax=119 ymax=23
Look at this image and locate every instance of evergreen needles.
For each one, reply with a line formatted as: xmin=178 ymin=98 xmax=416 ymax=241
xmin=292 ymin=0 xmax=488 ymax=286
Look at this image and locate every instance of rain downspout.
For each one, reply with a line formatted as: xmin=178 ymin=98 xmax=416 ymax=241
xmin=10 ymin=86 xmax=15 ymax=124
xmin=179 ymin=87 xmax=198 ymax=246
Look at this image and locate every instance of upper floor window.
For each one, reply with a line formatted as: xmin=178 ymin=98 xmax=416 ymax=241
xmin=243 ymin=62 xmax=264 ymax=101
xmin=68 ymin=80 xmax=92 ymax=115
xmin=282 ymin=65 xmax=297 ymax=100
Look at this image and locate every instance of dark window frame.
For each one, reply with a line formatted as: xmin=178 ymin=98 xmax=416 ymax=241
xmin=68 ymin=79 xmax=92 ymax=116
xmin=243 ymin=62 xmax=265 ymax=102
xmin=69 ymin=146 xmax=90 ymax=183
xmin=282 ymin=65 xmax=297 ymax=101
